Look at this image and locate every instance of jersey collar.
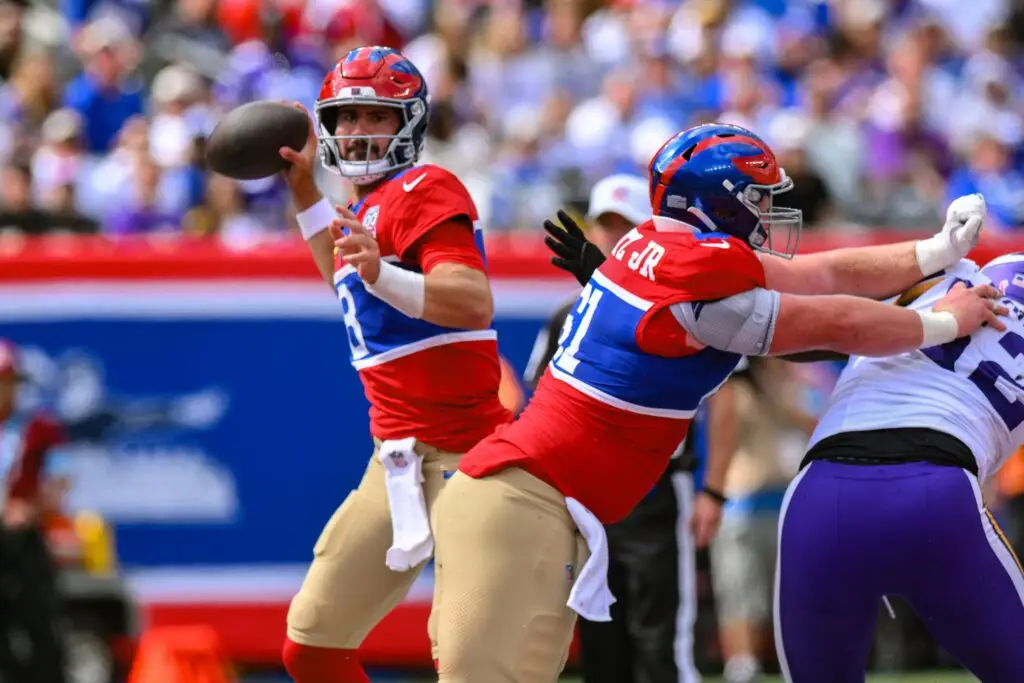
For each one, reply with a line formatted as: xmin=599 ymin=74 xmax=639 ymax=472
xmin=348 ymin=166 xmax=418 ymax=215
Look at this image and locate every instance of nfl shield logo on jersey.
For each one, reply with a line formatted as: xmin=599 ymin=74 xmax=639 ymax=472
xmin=362 ymin=206 xmax=380 ymax=237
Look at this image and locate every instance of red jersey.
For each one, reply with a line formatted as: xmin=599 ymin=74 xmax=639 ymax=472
xmin=334 ymin=164 xmax=512 ymax=452
xmin=1 ymin=412 xmax=65 ymax=510
xmin=460 ymin=225 xmax=766 ymax=522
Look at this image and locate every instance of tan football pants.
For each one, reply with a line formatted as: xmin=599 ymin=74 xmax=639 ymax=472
xmin=286 ymin=439 xmax=461 ymax=649
xmin=430 ymin=468 xmax=590 ymax=683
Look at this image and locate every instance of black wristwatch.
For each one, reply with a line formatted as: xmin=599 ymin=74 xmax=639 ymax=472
xmin=702 ymin=487 xmax=729 ymax=505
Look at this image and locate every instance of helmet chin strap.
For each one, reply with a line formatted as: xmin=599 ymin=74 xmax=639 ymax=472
xmin=685 ymin=207 xmax=718 ymax=231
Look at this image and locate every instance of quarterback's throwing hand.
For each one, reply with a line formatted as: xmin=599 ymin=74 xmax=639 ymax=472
xmin=935 ymin=282 xmax=1008 ymax=336
xmin=332 ymin=205 xmax=382 ymax=284
xmin=278 ymin=103 xmax=317 ymax=186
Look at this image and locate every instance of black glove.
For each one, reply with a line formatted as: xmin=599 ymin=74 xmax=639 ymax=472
xmin=542 ymin=210 xmax=607 ymax=286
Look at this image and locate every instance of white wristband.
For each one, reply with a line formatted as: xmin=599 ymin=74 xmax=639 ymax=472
xmin=915 ymin=235 xmax=957 ymax=277
xmin=916 ymin=310 xmax=959 ymax=348
xmin=295 ymin=197 xmax=334 ymax=241
xmin=365 ymin=261 xmax=426 ymax=319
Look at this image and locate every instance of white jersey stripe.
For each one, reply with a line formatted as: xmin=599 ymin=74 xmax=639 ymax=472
xmin=351 ymin=330 xmax=498 ymax=370
xmin=548 ymin=365 xmax=697 ymax=419
xmin=591 ymin=270 xmax=653 ymax=311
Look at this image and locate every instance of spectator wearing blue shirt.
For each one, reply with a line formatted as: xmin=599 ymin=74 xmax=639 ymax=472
xmin=63 ymin=17 xmax=144 ymax=153
xmin=946 ymin=133 xmax=1024 ymax=229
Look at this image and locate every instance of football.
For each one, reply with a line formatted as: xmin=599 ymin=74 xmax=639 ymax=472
xmin=205 ymin=101 xmax=311 ymax=180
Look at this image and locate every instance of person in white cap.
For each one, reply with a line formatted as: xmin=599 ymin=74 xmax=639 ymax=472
xmin=526 ymin=174 xmax=735 ymax=683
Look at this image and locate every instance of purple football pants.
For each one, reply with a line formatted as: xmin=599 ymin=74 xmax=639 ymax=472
xmin=775 ymin=460 xmax=1024 ymax=683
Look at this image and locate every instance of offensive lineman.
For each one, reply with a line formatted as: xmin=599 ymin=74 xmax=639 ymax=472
xmin=276 ymin=46 xmax=512 ymax=683
xmin=775 ymin=251 xmax=1024 ymax=683
xmin=428 ymin=123 xmax=1002 ymax=682
xmin=528 ymin=174 xmax=726 ymax=683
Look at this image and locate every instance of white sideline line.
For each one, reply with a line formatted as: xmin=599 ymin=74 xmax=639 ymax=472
xmin=0 ymin=279 xmax=578 ymax=320
xmin=124 ymin=564 xmax=435 ymax=604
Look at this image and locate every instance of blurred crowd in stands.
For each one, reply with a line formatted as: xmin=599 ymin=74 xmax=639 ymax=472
xmin=1 ymin=0 xmax=1023 ymax=241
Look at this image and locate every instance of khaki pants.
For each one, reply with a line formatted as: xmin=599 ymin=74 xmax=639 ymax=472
xmin=430 ymin=468 xmax=588 ymax=682
xmin=287 ymin=439 xmax=461 ymax=648
xmin=711 ymin=511 xmax=779 ymax=626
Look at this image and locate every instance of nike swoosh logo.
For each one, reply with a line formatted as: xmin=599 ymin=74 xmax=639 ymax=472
xmin=403 ymin=173 xmax=428 ymax=192
xmin=700 ymin=241 xmax=730 ymax=249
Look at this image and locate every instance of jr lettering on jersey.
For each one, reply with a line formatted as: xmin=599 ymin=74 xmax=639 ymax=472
xmin=611 ymin=228 xmax=665 ymax=282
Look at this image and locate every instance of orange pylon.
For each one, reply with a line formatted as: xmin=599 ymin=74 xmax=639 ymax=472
xmin=128 ymin=625 xmax=236 ymax=683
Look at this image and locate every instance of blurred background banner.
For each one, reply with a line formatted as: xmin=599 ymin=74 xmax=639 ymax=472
xmin=3 ymin=234 xmax=1022 ymax=671
xmin=0 ymin=237 xmax=576 ymax=568
xmin=0 ymin=231 xmax=1015 ymax=569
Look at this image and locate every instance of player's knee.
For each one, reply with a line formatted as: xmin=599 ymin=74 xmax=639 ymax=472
xmin=439 ymin=623 xmax=569 ymax=683
xmin=436 ymin=638 xmax=498 ymax=682
xmin=286 ymin=591 xmax=353 ymax=651
xmin=285 ymin=590 xmax=319 ymax=635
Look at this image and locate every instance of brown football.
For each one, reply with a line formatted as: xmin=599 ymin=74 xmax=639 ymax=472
xmin=205 ymin=101 xmax=310 ymax=180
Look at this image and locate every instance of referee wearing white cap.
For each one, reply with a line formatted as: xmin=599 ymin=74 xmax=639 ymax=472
xmin=527 ymin=175 xmax=730 ymax=683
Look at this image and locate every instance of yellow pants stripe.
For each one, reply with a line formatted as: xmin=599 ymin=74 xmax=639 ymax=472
xmin=984 ymin=508 xmax=1024 ymax=576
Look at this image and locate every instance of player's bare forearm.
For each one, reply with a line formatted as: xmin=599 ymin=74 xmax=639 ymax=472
xmin=703 ymin=382 xmax=738 ymax=492
xmin=761 ymin=241 xmax=923 ymax=299
xmin=770 ymin=294 xmax=927 ymax=357
xmin=306 ymin=230 xmax=338 ymax=290
xmin=288 ymin=177 xmax=338 ymax=291
xmin=291 ymin=176 xmax=322 ymax=213
xmin=423 ymin=262 xmax=494 ymax=330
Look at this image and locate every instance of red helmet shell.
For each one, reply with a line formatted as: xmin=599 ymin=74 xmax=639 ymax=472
xmin=318 ymin=48 xmax=425 ymax=103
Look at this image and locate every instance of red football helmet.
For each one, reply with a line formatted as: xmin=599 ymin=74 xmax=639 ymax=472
xmin=315 ymin=46 xmax=430 ymax=185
